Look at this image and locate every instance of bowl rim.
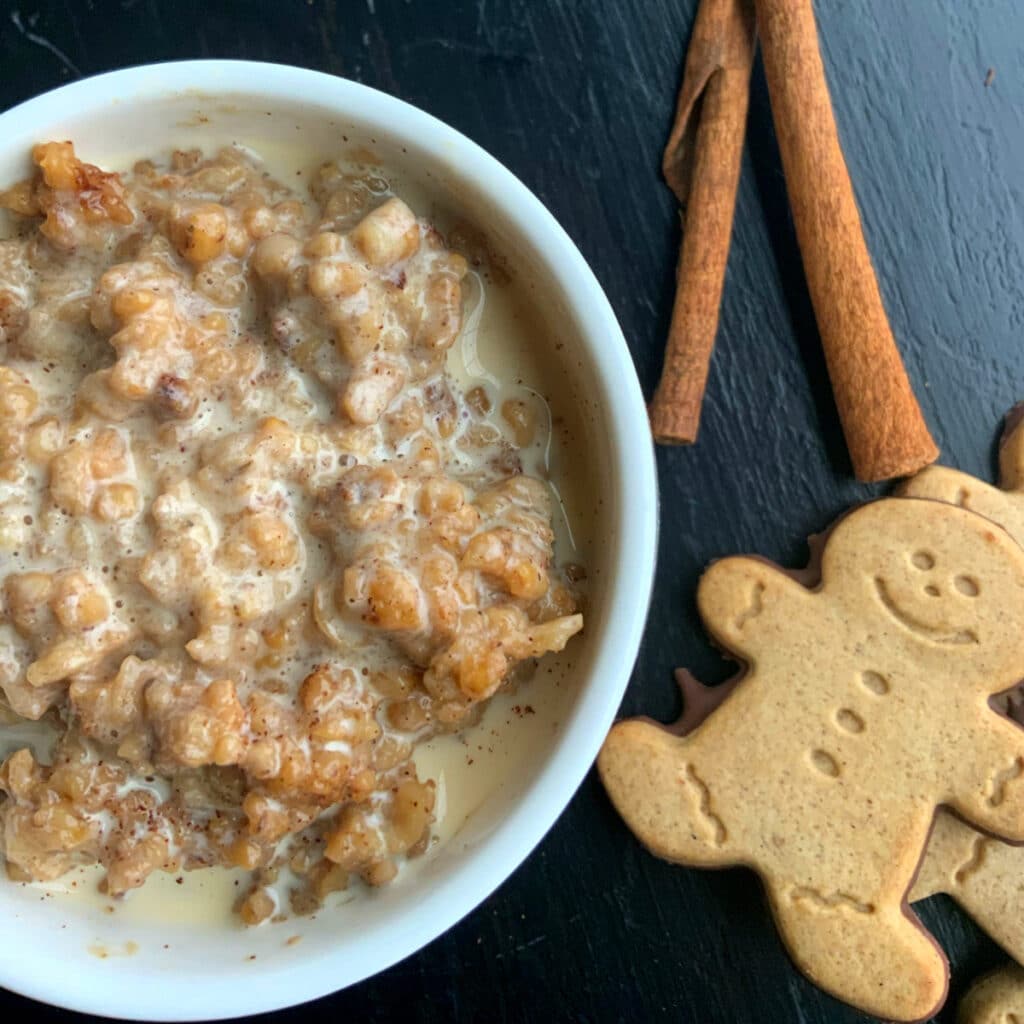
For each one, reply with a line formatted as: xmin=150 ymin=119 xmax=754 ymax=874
xmin=0 ymin=59 xmax=658 ymax=1020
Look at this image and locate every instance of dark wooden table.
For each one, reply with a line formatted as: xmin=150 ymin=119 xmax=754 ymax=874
xmin=2 ymin=1 xmax=1022 ymax=1021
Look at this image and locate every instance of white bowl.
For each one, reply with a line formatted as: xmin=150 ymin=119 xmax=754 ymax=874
xmin=0 ymin=61 xmax=658 ymax=1020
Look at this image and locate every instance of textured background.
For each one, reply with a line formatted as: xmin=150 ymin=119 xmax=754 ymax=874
xmin=2 ymin=1 xmax=1024 ymax=1021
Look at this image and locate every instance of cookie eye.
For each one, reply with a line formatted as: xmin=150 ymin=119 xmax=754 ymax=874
xmin=924 ymin=584 xmax=940 ymax=597
xmin=912 ymin=551 xmax=935 ymax=570
xmin=954 ymin=575 xmax=979 ymax=597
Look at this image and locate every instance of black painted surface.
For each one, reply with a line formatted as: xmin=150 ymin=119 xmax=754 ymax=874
xmin=1 ymin=1 xmax=1022 ymax=1021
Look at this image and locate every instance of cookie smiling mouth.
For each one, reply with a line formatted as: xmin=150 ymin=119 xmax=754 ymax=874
xmin=873 ymin=578 xmax=978 ymax=645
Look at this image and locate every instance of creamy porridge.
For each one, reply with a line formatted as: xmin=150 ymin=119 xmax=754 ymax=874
xmin=0 ymin=142 xmax=584 ymax=923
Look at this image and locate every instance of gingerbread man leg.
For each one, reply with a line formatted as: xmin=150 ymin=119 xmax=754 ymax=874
xmin=766 ymin=883 xmax=947 ymax=1021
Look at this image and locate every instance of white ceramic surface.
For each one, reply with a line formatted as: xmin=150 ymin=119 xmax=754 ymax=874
xmin=0 ymin=61 xmax=658 ymax=1021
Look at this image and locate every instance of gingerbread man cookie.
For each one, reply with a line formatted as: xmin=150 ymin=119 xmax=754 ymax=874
xmin=958 ymin=965 xmax=1024 ymax=1024
xmin=901 ymin=410 xmax=1024 ymax=964
xmin=599 ymin=498 xmax=1024 ymax=1022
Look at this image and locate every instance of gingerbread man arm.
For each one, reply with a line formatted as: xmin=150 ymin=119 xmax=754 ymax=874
xmin=900 ymin=465 xmax=988 ymax=506
xmin=1000 ymin=409 xmax=1024 ymax=491
xmin=901 ymin=465 xmax=1024 ymax=549
xmin=697 ymin=555 xmax=813 ymax=659
xmin=941 ymin=831 xmax=1024 ymax=967
xmin=947 ymin=712 xmax=1024 ymax=843
xmin=598 ymin=719 xmax=736 ymax=868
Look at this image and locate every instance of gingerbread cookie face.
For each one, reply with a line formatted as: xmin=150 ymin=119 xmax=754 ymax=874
xmin=958 ymin=965 xmax=1024 ymax=1024
xmin=827 ymin=500 xmax=1007 ymax=653
xmin=599 ymin=498 xmax=1024 ymax=1023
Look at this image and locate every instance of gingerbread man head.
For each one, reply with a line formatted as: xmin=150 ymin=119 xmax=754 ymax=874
xmin=823 ymin=498 xmax=1024 ymax=674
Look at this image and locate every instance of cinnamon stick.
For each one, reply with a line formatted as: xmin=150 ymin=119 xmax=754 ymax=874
xmin=754 ymin=0 xmax=938 ymax=481
xmin=649 ymin=0 xmax=757 ymax=445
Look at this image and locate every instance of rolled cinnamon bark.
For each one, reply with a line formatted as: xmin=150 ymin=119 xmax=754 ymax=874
xmin=754 ymin=0 xmax=938 ymax=481
xmin=649 ymin=0 xmax=757 ymax=445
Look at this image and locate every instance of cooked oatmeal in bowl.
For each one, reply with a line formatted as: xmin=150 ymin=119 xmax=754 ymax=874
xmin=0 ymin=61 xmax=657 ymax=1020
xmin=0 ymin=139 xmax=585 ymax=921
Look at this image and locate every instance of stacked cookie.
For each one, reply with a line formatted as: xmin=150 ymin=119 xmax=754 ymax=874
xmin=959 ymin=965 xmax=1024 ymax=1023
xmin=599 ymin=409 xmax=1024 ymax=1022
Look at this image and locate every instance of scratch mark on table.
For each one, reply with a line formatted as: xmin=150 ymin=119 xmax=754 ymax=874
xmin=9 ymin=10 xmax=82 ymax=76
xmin=512 ymin=934 xmax=547 ymax=954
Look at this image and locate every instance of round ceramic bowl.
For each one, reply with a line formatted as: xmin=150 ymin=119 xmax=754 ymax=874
xmin=0 ymin=61 xmax=658 ymax=1021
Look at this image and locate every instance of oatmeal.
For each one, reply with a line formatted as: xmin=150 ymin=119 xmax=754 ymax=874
xmin=0 ymin=142 xmax=583 ymax=922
